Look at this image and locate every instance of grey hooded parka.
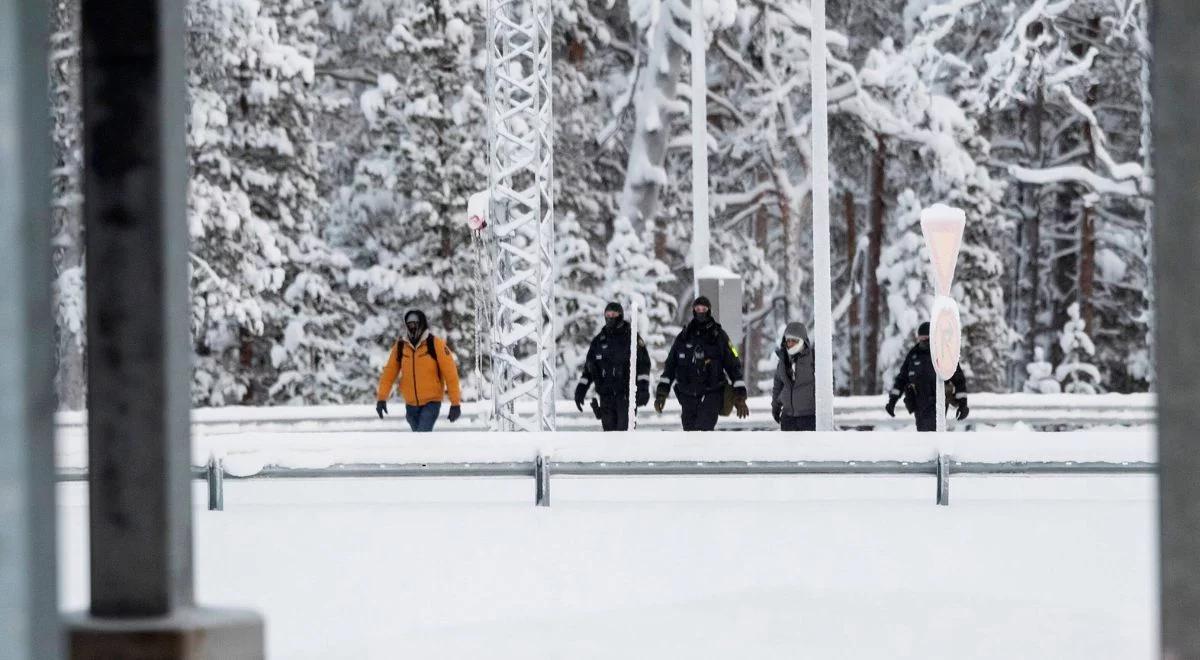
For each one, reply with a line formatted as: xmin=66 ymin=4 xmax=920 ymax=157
xmin=772 ymin=322 xmax=816 ymax=418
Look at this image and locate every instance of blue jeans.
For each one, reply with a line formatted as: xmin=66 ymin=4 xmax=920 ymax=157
xmin=406 ymin=402 xmax=441 ymax=432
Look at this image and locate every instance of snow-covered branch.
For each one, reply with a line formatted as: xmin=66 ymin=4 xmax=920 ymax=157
xmin=1009 ymin=164 xmax=1141 ymax=197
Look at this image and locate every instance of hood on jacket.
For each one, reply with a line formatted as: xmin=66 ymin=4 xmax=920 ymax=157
xmin=780 ymin=322 xmax=810 ymax=356
xmin=691 ymin=296 xmax=714 ymax=326
xmin=604 ymin=301 xmax=624 ymax=330
xmin=404 ymin=309 xmax=429 ymax=344
xmin=783 ymin=322 xmax=809 ymax=343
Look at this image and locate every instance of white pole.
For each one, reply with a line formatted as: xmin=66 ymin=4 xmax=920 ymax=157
xmin=810 ymin=0 xmax=834 ymax=431
xmin=691 ymin=0 xmax=710 ymax=279
xmin=627 ymin=299 xmax=639 ymax=430
xmin=936 ymin=378 xmax=947 ymax=432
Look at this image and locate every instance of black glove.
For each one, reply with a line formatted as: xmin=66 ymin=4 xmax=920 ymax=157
xmin=654 ymin=382 xmax=670 ymax=414
xmin=734 ymin=398 xmax=750 ymax=419
xmin=448 ymin=405 xmax=461 ymax=422
xmin=772 ymin=402 xmax=783 ymax=423
xmin=636 ymin=381 xmax=650 ymax=407
xmin=376 ymin=400 xmax=388 ymax=419
xmin=956 ymin=401 xmax=969 ymax=421
xmin=574 ymin=382 xmax=588 ymax=412
xmin=885 ymin=396 xmax=898 ymax=418
xmin=733 ymin=388 xmax=750 ymax=419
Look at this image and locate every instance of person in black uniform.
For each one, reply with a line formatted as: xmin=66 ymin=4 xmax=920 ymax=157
xmin=885 ymin=321 xmax=969 ymax=431
xmin=574 ymin=302 xmax=652 ymax=431
xmin=654 ymin=296 xmax=749 ymax=431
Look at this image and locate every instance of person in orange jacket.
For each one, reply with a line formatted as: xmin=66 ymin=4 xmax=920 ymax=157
xmin=376 ymin=309 xmax=463 ymax=432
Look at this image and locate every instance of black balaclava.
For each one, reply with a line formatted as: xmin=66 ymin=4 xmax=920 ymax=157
xmin=692 ymin=296 xmax=713 ymax=326
xmin=604 ymin=301 xmax=624 ymax=331
xmin=917 ymin=321 xmax=931 ymax=349
xmin=405 ymin=310 xmax=427 ymax=344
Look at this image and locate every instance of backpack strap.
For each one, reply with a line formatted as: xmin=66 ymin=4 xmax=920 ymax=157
xmin=396 ymin=335 xmax=443 ymax=385
xmin=427 ymin=334 xmax=442 ymax=384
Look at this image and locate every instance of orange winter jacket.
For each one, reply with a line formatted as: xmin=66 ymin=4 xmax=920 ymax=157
xmin=376 ymin=332 xmax=462 ymax=407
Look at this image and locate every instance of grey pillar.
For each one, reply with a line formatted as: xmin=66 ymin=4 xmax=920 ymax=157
xmin=0 ymin=0 xmax=60 ymax=658
xmin=80 ymin=0 xmax=193 ymax=618
xmin=1153 ymin=2 xmax=1200 ymax=658
xmin=696 ymin=272 xmax=744 ymax=348
xmin=68 ymin=0 xmax=262 ymax=656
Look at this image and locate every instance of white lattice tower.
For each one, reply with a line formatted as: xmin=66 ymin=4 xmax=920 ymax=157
xmin=486 ymin=0 xmax=556 ymax=432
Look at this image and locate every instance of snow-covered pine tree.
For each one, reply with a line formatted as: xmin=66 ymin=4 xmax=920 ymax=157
xmin=971 ymin=0 xmax=1151 ymax=391
xmin=849 ymin=1 xmax=1015 ymax=392
xmin=1023 ymin=346 xmax=1061 ymax=394
xmin=875 ymin=190 xmax=927 ymax=377
xmin=188 ymin=0 xmax=359 ymax=405
xmin=602 ymin=216 xmax=677 ymax=363
xmin=1056 ymin=301 xmax=1102 ymax=393
xmin=703 ymin=1 xmax=861 ymax=393
xmin=319 ymin=0 xmax=488 ymax=399
xmin=549 ymin=3 xmax=633 ymax=394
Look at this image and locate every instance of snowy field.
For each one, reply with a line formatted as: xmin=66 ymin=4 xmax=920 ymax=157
xmin=55 ymin=414 xmax=1157 ymax=658
xmin=57 ymin=469 xmax=1157 ymax=659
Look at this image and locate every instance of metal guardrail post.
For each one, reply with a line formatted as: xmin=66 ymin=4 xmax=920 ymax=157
xmin=207 ymin=456 xmax=224 ymax=512
xmin=535 ymin=454 xmax=550 ymax=507
xmin=936 ymin=454 xmax=951 ymax=506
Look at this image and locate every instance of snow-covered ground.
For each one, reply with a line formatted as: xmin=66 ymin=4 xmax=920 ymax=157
xmin=58 ymin=470 xmax=1157 ymax=659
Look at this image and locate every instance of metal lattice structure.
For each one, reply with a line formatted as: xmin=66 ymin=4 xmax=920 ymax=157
xmin=485 ymin=0 xmax=555 ymax=432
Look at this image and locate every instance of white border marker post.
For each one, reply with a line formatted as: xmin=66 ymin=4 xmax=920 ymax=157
xmin=691 ymin=0 xmax=711 ymax=284
xmin=627 ymin=298 xmax=640 ymax=431
xmin=810 ymin=0 xmax=834 ymax=431
xmin=919 ymin=204 xmax=966 ymax=433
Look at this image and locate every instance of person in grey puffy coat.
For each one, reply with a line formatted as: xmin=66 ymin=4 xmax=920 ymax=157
xmin=772 ymin=322 xmax=816 ymax=431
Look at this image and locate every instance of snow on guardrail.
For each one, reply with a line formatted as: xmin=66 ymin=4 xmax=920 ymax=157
xmin=52 ymin=394 xmax=1154 ymax=472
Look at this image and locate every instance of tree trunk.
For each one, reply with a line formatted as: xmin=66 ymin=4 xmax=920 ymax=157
xmin=776 ymin=168 xmax=801 ymax=322
xmin=1079 ymin=204 xmax=1096 ymax=332
xmin=845 ymin=189 xmax=860 ymax=395
xmin=864 ymin=136 xmax=886 ymax=394
xmin=1078 ymin=80 xmax=1100 ymax=333
xmin=1022 ymin=83 xmax=1045 ymax=384
xmin=746 ymin=184 xmax=770 ymax=395
xmin=1052 ymin=187 xmax=1077 ymax=363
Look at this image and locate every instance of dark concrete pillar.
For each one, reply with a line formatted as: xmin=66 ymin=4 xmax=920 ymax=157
xmin=1153 ymin=1 xmax=1200 ymax=658
xmin=79 ymin=0 xmax=193 ymax=617
xmin=0 ymin=0 xmax=60 ymax=658
xmin=68 ymin=0 xmax=262 ymax=656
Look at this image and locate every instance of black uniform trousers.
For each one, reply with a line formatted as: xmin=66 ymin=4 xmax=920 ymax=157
xmin=915 ymin=405 xmax=938 ymax=432
xmin=678 ymin=391 xmax=723 ymax=431
xmin=780 ymin=415 xmax=816 ymax=431
xmin=598 ymin=396 xmax=631 ymax=432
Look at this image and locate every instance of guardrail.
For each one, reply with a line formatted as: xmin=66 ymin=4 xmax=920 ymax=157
xmin=56 ymin=455 xmax=1157 ymax=511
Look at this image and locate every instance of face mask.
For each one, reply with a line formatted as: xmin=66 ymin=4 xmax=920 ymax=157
xmin=604 ymin=314 xmax=622 ymax=329
xmin=693 ymin=307 xmax=711 ymax=324
xmin=787 ymin=340 xmax=805 ymax=356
